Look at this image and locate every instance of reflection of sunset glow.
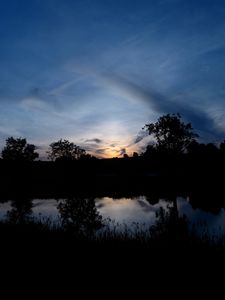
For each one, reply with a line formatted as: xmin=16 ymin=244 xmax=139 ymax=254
xmin=95 ymin=196 xmax=158 ymax=227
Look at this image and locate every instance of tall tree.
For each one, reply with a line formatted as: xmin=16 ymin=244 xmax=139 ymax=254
xmin=48 ymin=139 xmax=86 ymax=161
xmin=143 ymin=113 xmax=198 ymax=154
xmin=1 ymin=137 xmax=39 ymax=161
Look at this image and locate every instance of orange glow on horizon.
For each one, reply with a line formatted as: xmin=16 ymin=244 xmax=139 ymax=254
xmin=90 ymin=145 xmax=138 ymax=159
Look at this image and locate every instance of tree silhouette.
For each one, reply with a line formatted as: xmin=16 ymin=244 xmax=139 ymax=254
xmin=1 ymin=137 xmax=39 ymax=161
xmin=7 ymin=198 xmax=33 ymax=224
xmin=133 ymin=152 xmax=139 ymax=158
xmin=48 ymin=139 xmax=86 ymax=161
xmin=188 ymin=141 xmax=219 ymax=156
xmin=143 ymin=113 xmax=198 ymax=154
xmin=57 ymin=197 xmax=103 ymax=236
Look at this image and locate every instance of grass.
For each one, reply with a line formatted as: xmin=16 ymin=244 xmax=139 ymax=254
xmin=1 ymin=207 xmax=225 ymax=253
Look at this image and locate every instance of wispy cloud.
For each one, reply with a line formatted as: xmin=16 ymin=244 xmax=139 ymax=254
xmin=134 ymin=130 xmax=148 ymax=144
xmin=20 ymin=97 xmax=50 ymax=112
xmin=1 ymin=0 xmax=225 ymax=157
xmin=119 ymin=148 xmax=126 ymax=156
xmin=84 ymin=138 xmax=103 ymax=144
xmin=95 ymin=148 xmax=107 ymax=155
xmin=100 ymin=73 xmax=225 ymax=140
xmin=49 ymin=78 xmax=82 ymax=96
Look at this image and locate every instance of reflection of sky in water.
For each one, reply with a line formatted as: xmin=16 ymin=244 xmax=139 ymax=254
xmin=1 ymin=197 xmax=225 ymax=235
xmin=0 ymin=199 xmax=60 ymax=222
xmin=32 ymin=199 xmax=59 ymax=221
xmin=0 ymin=201 xmax=11 ymax=220
xmin=95 ymin=196 xmax=169 ymax=228
xmin=177 ymin=197 xmax=225 ymax=235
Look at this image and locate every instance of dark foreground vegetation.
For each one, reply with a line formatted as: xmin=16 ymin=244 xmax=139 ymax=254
xmin=0 ymin=195 xmax=225 ymax=254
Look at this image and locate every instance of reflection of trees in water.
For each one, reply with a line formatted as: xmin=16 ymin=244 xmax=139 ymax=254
xmin=150 ymin=196 xmax=188 ymax=244
xmin=7 ymin=199 xmax=33 ymax=224
xmin=145 ymin=194 xmax=179 ymax=217
xmin=188 ymin=192 xmax=224 ymax=214
xmin=145 ymin=194 xmax=160 ymax=205
xmin=57 ymin=197 xmax=103 ymax=236
xmin=145 ymin=191 xmax=225 ymax=215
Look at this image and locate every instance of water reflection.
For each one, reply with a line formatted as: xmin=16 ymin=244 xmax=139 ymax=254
xmin=32 ymin=199 xmax=59 ymax=220
xmin=57 ymin=197 xmax=103 ymax=236
xmin=95 ymin=196 xmax=169 ymax=227
xmin=7 ymin=198 xmax=33 ymax=224
xmin=178 ymin=197 xmax=225 ymax=235
xmin=1 ymin=196 xmax=225 ymax=235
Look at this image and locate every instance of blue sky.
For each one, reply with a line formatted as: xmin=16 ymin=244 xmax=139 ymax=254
xmin=1 ymin=0 xmax=225 ymax=158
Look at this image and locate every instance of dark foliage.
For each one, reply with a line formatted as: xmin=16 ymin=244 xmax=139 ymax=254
xmin=143 ymin=113 xmax=198 ymax=154
xmin=48 ymin=139 xmax=86 ymax=161
xmin=1 ymin=137 xmax=39 ymax=161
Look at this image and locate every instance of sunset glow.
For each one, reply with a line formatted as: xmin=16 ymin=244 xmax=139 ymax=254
xmin=1 ymin=0 xmax=225 ymax=158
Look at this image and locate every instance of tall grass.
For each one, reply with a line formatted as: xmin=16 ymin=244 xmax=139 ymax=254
xmin=1 ymin=206 xmax=225 ymax=250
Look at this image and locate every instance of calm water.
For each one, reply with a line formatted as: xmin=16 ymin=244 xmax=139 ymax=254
xmin=1 ymin=196 xmax=225 ymax=234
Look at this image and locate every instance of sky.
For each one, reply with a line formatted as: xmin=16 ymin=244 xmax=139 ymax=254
xmin=1 ymin=0 xmax=225 ymax=158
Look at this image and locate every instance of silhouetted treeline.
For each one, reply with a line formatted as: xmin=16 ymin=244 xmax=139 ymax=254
xmin=1 ymin=113 xmax=225 ymax=205
xmin=0 ymin=153 xmax=225 ymax=200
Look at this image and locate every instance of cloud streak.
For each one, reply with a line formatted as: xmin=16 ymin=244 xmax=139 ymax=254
xmin=102 ymin=73 xmax=225 ymax=140
xmin=134 ymin=130 xmax=148 ymax=144
xmin=1 ymin=0 xmax=225 ymax=157
xmin=84 ymin=138 xmax=103 ymax=144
